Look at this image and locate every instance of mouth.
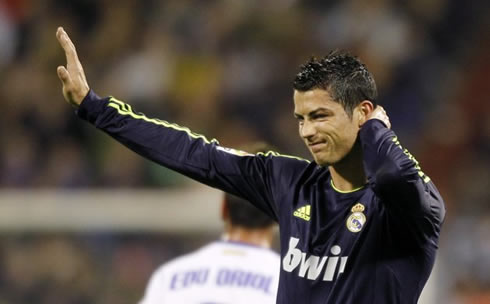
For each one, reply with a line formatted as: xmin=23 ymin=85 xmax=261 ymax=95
xmin=308 ymin=142 xmax=327 ymax=153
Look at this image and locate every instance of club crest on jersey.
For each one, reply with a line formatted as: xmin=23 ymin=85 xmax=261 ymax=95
xmin=346 ymin=203 xmax=366 ymax=233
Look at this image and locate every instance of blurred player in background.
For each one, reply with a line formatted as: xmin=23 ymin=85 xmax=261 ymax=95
xmin=56 ymin=26 xmax=445 ymax=304
xmin=139 ymin=191 xmax=279 ymax=304
xmin=140 ymin=143 xmax=280 ymax=304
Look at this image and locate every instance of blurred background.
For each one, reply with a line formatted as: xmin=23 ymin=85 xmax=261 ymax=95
xmin=0 ymin=0 xmax=489 ymax=303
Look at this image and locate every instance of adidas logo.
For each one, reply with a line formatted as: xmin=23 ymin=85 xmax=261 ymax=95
xmin=293 ymin=205 xmax=311 ymax=221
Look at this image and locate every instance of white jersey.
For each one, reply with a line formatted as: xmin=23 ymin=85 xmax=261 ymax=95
xmin=139 ymin=241 xmax=280 ymax=304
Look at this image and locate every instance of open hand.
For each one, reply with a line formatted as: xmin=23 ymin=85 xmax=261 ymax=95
xmin=56 ymin=27 xmax=90 ymax=107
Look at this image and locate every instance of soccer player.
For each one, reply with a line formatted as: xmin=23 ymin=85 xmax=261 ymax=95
xmin=56 ymin=27 xmax=445 ymax=303
xmin=139 ymin=192 xmax=280 ymax=304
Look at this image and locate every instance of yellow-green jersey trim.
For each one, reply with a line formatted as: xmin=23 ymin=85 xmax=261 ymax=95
xmin=107 ymin=97 xmax=219 ymax=145
xmin=391 ymin=136 xmax=431 ymax=183
xmin=330 ymin=179 xmax=366 ymax=193
xmin=257 ymin=151 xmax=310 ymax=163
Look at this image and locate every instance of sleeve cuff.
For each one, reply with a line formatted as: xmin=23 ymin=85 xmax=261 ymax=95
xmin=359 ymin=119 xmax=393 ymax=150
xmin=76 ymin=90 xmax=110 ymax=123
xmin=363 ymin=118 xmax=388 ymax=130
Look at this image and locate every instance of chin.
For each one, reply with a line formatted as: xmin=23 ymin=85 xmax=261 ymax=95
xmin=313 ymin=156 xmax=332 ymax=167
xmin=313 ymin=152 xmax=341 ymax=166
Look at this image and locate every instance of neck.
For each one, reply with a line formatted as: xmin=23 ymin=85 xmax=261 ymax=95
xmin=222 ymin=226 xmax=273 ymax=249
xmin=329 ymin=139 xmax=366 ymax=192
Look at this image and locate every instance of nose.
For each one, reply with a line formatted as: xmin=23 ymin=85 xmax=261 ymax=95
xmin=300 ymin=120 xmax=316 ymax=139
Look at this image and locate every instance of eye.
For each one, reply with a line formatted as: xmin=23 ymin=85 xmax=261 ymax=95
xmin=312 ymin=113 xmax=328 ymax=120
xmin=294 ymin=115 xmax=304 ymax=124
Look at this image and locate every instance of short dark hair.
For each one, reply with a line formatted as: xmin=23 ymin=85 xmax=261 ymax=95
xmin=293 ymin=50 xmax=377 ymax=117
xmin=225 ymin=193 xmax=275 ymax=228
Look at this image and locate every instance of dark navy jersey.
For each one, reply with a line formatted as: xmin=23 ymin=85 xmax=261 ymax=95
xmin=77 ymin=91 xmax=446 ymax=304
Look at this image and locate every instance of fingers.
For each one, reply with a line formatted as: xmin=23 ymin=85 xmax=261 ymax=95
xmin=368 ymin=106 xmax=391 ymax=129
xmin=57 ymin=66 xmax=71 ymax=85
xmin=56 ymin=26 xmax=90 ymax=106
xmin=56 ymin=27 xmax=79 ymax=67
xmin=377 ymin=106 xmax=391 ymax=129
xmin=376 ymin=106 xmax=386 ymax=116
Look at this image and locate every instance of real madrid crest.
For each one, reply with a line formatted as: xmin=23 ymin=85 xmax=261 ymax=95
xmin=346 ymin=203 xmax=366 ymax=233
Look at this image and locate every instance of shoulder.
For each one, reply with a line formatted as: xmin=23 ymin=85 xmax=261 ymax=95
xmin=151 ymin=243 xmax=217 ymax=278
xmin=219 ymin=241 xmax=280 ymax=265
xmin=254 ymin=150 xmax=311 ymax=168
xmin=256 ymin=152 xmax=326 ymax=184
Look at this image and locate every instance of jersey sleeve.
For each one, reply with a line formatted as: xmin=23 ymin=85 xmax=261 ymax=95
xmin=76 ymin=90 xmax=310 ymax=220
xmin=359 ymin=119 xmax=446 ymax=245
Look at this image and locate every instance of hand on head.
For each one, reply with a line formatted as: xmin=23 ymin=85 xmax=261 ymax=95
xmin=56 ymin=27 xmax=90 ymax=107
xmin=366 ymin=105 xmax=391 ymax=129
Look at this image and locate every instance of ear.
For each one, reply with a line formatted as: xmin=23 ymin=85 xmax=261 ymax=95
xmin=356 ymin=100 xmax=375 ymax=127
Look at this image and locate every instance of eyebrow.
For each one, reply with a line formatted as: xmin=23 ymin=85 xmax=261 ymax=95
xmin=294 ymin=108 xmax=330 ymax=119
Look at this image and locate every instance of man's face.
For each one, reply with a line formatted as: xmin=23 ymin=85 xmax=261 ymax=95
xmin=293 ymin=89 xmax=361 ymax=166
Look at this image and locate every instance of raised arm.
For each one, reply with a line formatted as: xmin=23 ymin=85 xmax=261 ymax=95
xmin=55 ymin=27 xmax=310 ymax=221
xmin=360 ymin=107 xmax=445 ymax=244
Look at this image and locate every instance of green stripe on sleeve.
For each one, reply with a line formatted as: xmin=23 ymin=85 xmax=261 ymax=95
xmin=107 ymin=97 xmax=219 ymax=145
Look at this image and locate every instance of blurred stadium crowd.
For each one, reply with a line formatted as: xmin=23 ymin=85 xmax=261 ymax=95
xmin=0 ymin=0 xmax=488 ymax=303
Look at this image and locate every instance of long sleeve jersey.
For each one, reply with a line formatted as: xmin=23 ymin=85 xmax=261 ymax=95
xmin=77 ymin=91 xmax=446 ymax=304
